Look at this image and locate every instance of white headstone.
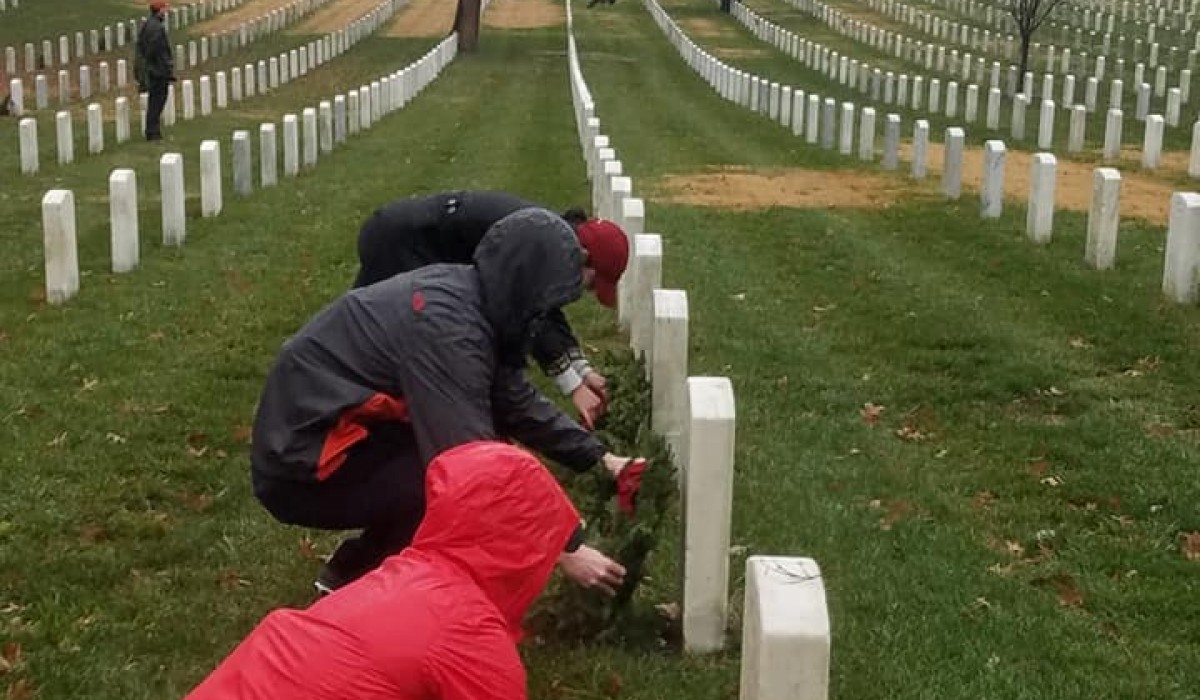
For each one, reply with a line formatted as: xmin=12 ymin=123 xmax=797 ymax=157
xmin=55 ymin=111 xmax=73 ymax=164
xmin=1167 ymin=88 xmax=1182 ymax=126
xmin=9 ymin=78 xmax=22 ymax=116
xmin=805 ymin=94 xmax=820 ymax=144
xmin=1142 ymin=114 xmax=1164 ymax=168
xmin=109 ymin=169 xmax=139 ymax=273
xmin=182 ymin=79 xmax=195 ymax=120
xmin=1164 ymin=193 xmax=1200 ymax=302
xmin=200 ymin=141 xmax=222 ymax=217
xmin=883 ymin=114 xmax=900 ymax=170
xmin=965 ymin=84 xmax=978 ymax=122
xmin=651 ymin=289 xmax=689 ymax=459
xmin=302 ymin=107 xmax=318 ymax=167
xmin=35 ymin=74 xmax=48 ymax=109
xmin=682 ymin=376 xmax=736 ymax=654
xmin=912 ymin=119 xmax=929 ymax=178
xmin=260 ymin=123 xmax=278 ymax=187
xmin=1136 ymin=82 xmax=1150 ymax=120
xmin=86 ymin=103 xmax=104 ymax=154
xmin=739 ymin=557 xmax=830 ymax=700
xmin=283 ymin=114 xmax=299 ymax=176
xmin=233 ymin=130 xmax=252 ymax=196
xmin=319 ymin=101 xmax=333 ymax=154
xmin=1027 ymin=153 xmax=1056 ymax=243
xmin=791 ymin=90 xmax=804 ymax=136
xmin=943 ymin=127 xmax=965 ymax=198
xmin=200 ymin=75 xmax=212 ymax=115
xmin=1038 ymin=99 xmax=1056 ymax=149
xmin=1012 ymin=94 xmax=1028 ymax=139
xmin=1068 ymin=105 xmax=1086 ymax=152
xmin=19 ymin=118 xmax=38 ymax=174
xmin=1085 ymin=168 xmax=1121 ymax=270
xmin=348 ymin=92 xmax=360 ymax=136
xmin=839 ymin=102 xmax=855 ymax=155
xmin=231 ymin=68 xmax=242 ymax=102
xmin=858 ymin=107 xmax=876 ymax=161
xmin=981 ymin=140 xmax=1006 ymax=218
xmin=42 ymin=190 xmax=79 ymax=305
xmin=1189 ymin=121 xmax=1200 ymax=179
xmin=986 ymin=87 xmax=1001 ymax=129
xmin=1103 ymin=108 xmax=1123 ymax=159
xmin=821 ymin=98 xmax=836 ymax=149
xmin=631 ymin=234 xmax=663 ymax=359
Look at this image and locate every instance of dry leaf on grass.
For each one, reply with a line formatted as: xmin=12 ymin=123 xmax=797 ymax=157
xmin=1068 ymin=336 xmax=1091 ymax=349
xmin=860 ymin=402 xmax=884 ymax=426
xmin=0 ymin=643 xmax=22 ymax=674
xmin=298 ymin=536 xmax=320 ymax=561
xmin=1033 ymin=573 xmax=1085 ymax=608
xmin=1026 ymin=458 xmax=1050 ymax=476
xmin=6 ymin=678 xmax=36 ymax=700
xmin=1181 ymin=532 xmax=1200 ymax=561
xmin=231 ymin=425 xmax=252 ymax=444
xmin=971 ymin=490 xmax=997 ymax=511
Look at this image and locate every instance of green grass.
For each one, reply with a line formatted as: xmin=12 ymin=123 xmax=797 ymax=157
xmin=0 ymin=0 xmax=1199 ymax=698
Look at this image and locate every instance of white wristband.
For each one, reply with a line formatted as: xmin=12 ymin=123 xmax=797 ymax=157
xmin=553 ymin=367 xmax=584 ymax=395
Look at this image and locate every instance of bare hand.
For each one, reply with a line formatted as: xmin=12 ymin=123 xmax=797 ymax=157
xmin=571 ymin=384 xmax=606 ymax=429
xmin=559 ymin=545 xmax=626 ymax=596
xmin=601 ymin=453 xmax=639 ymax=478
xmin=582 ymin=371 xmax=608 ymax=402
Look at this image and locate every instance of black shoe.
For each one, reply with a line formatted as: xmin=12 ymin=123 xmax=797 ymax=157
xmin=146 ymin=134 xmax=163 ymax=142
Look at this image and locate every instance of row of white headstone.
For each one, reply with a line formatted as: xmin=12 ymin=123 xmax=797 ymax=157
xmin=0 ymin=0 xmax=18 ymax=13
xmin=865 ymin=0 xmax=1194 ymax=68
xmin=3 ymin=0 xmax=243 ymax=76
xmin=39 ymin=34 xmax=459 ymax=305
xmin=783 ymin=0 xmax=1194 ymax=113
xmin=15 ymin=0 xmax=405 ymax=173
xmin=4 ymin=0 xmax=347 ymax=115
xmin=665 ymin=1 xmax=1200 ymax=307
xmin=739 ymin=0 xmax=1196 ymax=156
xmin=569 ymin=3 xmax=830 ymax=699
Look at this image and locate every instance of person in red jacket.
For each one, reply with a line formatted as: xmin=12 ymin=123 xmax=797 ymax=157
xmin=184 ymin=441 xmax=584 ymax=700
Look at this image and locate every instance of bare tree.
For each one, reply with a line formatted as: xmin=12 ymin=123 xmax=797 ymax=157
xmin=453 ymin=0 xmax=482 ymax=52
xmin=1007 ymin=0 xmax=1070 ymax=87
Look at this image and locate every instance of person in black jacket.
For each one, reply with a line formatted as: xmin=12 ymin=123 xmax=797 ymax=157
xmin=352 ymin=190 xmax=630 ymax=430
xmin=134 ymin=0 xmax=176 ymax=141
xmin=253 ymin=207 xmax=638 ymax=594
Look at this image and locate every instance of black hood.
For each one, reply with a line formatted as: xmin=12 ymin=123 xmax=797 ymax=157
xmin=473 ymin=207 xmax=585 ymax=366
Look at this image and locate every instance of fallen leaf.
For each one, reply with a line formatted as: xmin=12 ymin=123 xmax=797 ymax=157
xmin=186 ymin=446 xmax=208 ymax=458
xmin=1134 ymin=355 xmax=1161 ymax=373
xmin=604 ymin=672 xmax=623 ymax=698
xmin=1047 ymin=386 xmax=1066 ymax=396
xmin=1040 ymin=475 xmax=1064 ymax=487
xmin=879 ymin=499 xmax=912 ymax=530
xmin=79 ymin=378 xmax=98 ymax=392
xmin=1181 ymin=532 xmax=1200 ymax=561
xmin=79 ymin=523 xmax=108 ymax=543
xmin=46 ymin=432 xmax=67 ymax=448
xmin=730 ymin=293 xmax=746 ymax=301
xmin=6 ymin=678 xmax=35 ymax=700
xmin=812 ymin=303 xmax=836 ymax=313
xmin=1026 ymin=459 xmax=1050 ymax=476
xmin=971 ymin=490 xmax=997 ymax=511
xmin=1033 ymin=573 xmax=1085 ymax=608
xmin=1005 ymin=540 xmax=1025 ymax=557
xmin=179 ymin=492 xmax=214 ymax=513
xmin=1068 ymin=336 xmax=1091 ymax=349
xmin=860 ymin=402 xmax=884 ymax=426
xmin=186 ymin=432 xmax=208 ymax=448
xmin=105 ymin=433 xmax=126 ymax=444
xmin=298 ymin=536 xmax=320 ymax=561
xmin=0 ymin=643 xmax=21 ymax=674
xmin=894 ymin=426 xmax=928 ymax=442
xmin=654 ymin=602 xmax=680 ymax=621
xmin=230 ymin=425 xmax=253 ymax=444
xmin=218 ymin=570 xmax=251 ymax=591
xmin=1146 ymin=423 xmax=1175 ymax=438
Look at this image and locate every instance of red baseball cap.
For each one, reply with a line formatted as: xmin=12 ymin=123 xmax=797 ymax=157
xmin=575 ymin=218 xmax=629 ymax=308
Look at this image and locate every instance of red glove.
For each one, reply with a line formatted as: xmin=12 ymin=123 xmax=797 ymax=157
xmin=616 ymin=458 xmax=648 ymax=518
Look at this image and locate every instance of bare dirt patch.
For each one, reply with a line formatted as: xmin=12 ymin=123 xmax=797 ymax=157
xmin=679 ymin=17 xmax=733 ymax=38
xmin=189 ymin=0 xmax=299 ymax=35
xmin=290 ymin=0 xmax=385 ymax=34
xmin=651 ymin=166 xmax=926 ymax=210
xmin=483 ymin=0 xmax=564 ymax=30
xmin=382 ymin=0 xmax=455 ymax=37
xmin=901 ymin=143 xmax=1175 ymax=225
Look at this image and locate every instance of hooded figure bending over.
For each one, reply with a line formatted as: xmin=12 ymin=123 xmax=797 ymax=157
xmin=185 ymin=441 xmax=582 ymax=700
xmin=251 ymin=208 xmax=631 ymax=594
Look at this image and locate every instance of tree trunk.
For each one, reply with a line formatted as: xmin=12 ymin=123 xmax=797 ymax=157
xmin=454 ymin=0 xmax=481 ymax=52
xmin=1018 ymin=31 xmax=1031 ymax=93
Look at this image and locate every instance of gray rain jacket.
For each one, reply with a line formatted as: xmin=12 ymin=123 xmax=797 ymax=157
xmin=250 ymin=208 xmax=608 ymax=484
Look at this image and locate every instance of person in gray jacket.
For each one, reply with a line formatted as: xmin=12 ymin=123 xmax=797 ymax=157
xmin=134 ymin=0 xmax=175 ymax=141
xmin=251 ymin=208 xmax=637 ymax=594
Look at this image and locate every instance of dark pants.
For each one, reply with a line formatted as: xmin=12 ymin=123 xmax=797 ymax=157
xmin=145 ymin=79 xmax=169 ymax=139
xmin=253 ymin=424 xmax=427 ymax=586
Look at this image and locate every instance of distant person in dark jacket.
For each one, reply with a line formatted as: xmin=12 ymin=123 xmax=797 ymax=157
xmin=135 ymin=0 xmax=175 ymax=141
xmin=252 ymin=208 xmax=638 ymax=594
xmin=352 ymin=190 xmax=630 ymax=430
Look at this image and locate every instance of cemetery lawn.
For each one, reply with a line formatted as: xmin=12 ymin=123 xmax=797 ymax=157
xmin=0 ymin=2 xmax=1198 ymax=700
